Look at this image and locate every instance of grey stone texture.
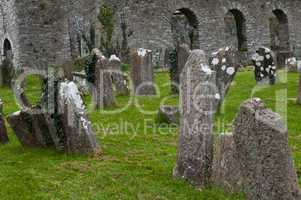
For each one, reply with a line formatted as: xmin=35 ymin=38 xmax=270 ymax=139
xmin=8 ymin=71 xmax=100 ymax=154
xmin=131 ymin=48 xmax=156 ymax=96
xmin=173 ymin=50 xmax=217 ymax=187
xmin=252 ymin=47 xmax=277 ymax=85
xmin=109 ymin=55 xmax=129 ymax=95
xmin=92 ymin=49 xmax=115 ymax=109
xmin=170 ymin=44 xmax=191 ymax=94
xmin=57 ymin=81 xmax=100 ymax=155
xmin=233 ymin=98 xmax=301 ymax=200
xmin=209 ymin=46 xmax=239 ymax=105
xmin=106 ymin=0 xmax=301 ymax=66
xmin=212 ymin=133 xmax=243 ymax=193
xmin=0 ymin=99 xmax=9 ymax=144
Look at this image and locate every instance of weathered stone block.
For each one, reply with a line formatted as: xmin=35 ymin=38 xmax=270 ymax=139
xmin=170 ymin=44 xmax=190 ymax=94
xmin=92 ymin=49 xmax=115 ymax=109
xmin=109 ymin=55 xmax=129 ymax=95
xmin=212 ymin=133 xmax=243 ymax=193
xmin=131 ymin=48 xmax=156 ymax=96
xmin=58 ymin=81 xmax=100 ymax=155
xmin=7 ymin=111 xmax=54 ymax=148
xmin=174 ymin=50 xmax=218 ymax=187
xmin=233 ymin=98 xmax=301 ymax=200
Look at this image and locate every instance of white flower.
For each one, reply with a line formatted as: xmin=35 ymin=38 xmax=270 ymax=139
xmin=221 ymin=65 xmax=227 ymax=71
xmin=266 ymin=54 xmax=271 ymax=59
xmin=222 ymin=58 xmax=226 ymax=63
xmin=226 ymin=67 xmax=235 ymax=75
xmin=260 ymin=67 xmax=264 ymax=71
xmin=215 ymin=93 xmax=221 ymax=100
xmin=212 ymin=58 xmax=219 ymax=65
xmin=258 ymin=56 xmax=264 ymax=61
xmin=256 ymin=62 xmax=261 ymax=66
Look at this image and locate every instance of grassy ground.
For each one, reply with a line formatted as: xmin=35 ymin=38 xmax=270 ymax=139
xmin=0 ymin=70 xmax=300 ymax=200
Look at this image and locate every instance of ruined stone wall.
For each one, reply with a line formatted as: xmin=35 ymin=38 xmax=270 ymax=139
xmin=105 ymin=0 xmax=301 ymax=64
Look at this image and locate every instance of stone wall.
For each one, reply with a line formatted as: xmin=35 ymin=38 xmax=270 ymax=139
xmin=105 ymin=0 xmax=301 ymax=65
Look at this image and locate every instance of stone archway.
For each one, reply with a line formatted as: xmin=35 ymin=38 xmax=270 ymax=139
xmin=170 ymin=8 xmax=199 ymax=49
xmin=269 ymin=9 xmax=291 ymax=67
xmin=0 ymin=39 xmax=13 ymax=87
xmin=224 ymin=9 xmax=248 ymax=52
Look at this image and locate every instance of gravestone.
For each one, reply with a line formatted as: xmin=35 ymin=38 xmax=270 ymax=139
xmin=211 ymin=133 xmax=243 ymax=193
xmin=252 ymin=47 xmax=276 ymax=85
xmin=109 ymin=54 xmax=129 ymax=95
xmin=0 ymin=99 xmax=9 ymax=144
xmin=233 ymin=98 xmax=301 ymax=200
xmin=209 ymin=46 xmax=239 ymax=104
xmin=92 ymin=49 xmax=115 ymax=109
xmin=8 ymin=69 xmax=100 ymax=155
xmin=173 ymin=50 xmax=219 ymax=187
xmin=170 ymin=44 xmax=191 ymax=94
xmin=131 ymin=48 xmax=156 ymax=96
xmin=57 ymin=81 xmax=100 ymax=154
xmin=0 ymin=58 xmax=14 ymax=87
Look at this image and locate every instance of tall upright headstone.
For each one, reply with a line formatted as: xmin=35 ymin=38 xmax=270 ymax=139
xmin=131 ymin=48 xmax=156 ymax=96
xmin=209 ymin=46 xmax=239 ymax=104
xmin=92 ymin=49 xmax=115 ymax=109
xmin=252 ymin=47 xmax=276 ymax=85
xmin=173 ymin=50 xmax=219 ymax=187
xmin=233 ymin=98 xmax=301 ymax=200
xmin=0 ymin=99 xmax=9 ymax=144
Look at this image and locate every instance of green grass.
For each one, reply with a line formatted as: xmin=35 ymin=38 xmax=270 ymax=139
xmin=0 ymin=71 xmax=300 ymax=199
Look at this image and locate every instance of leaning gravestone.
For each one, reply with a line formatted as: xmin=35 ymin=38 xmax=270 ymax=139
xmin=252 ymin=47 xmax=276 ymax=85
xmin=131 ymin=48 xmax=156 ymax=96
xmin=173 ymin=50 xmax=219 ymax=187
xmin=92 ymin=49 xmax=115 ymax=109
xmin=0 ymin=99 xmax=9 ymax=144
xmin=209 ymin=46 xmax=239 ymax=104
xmin=8 ymin=68 xmax=100 ymax=155
xmin=170 ymin=44 xmax=191 ymax=94
xmin=57 ymin=81 xmax=100 ymax=154
xmin=233 ymin=98 xmax=301 ymax=200
xmin=109 ymin=54 xmax=129 ymax=95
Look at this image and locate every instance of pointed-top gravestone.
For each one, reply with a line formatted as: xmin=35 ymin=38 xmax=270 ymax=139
xmin=174 ymin=49 xmax=219 ymax=187
xmin=233 ymin=98 xmax=300 ymax=200
xmin=252 ymin=47 xmax=276 ymax=85
xmin=131 ymin=48 xmax=156 ymax=96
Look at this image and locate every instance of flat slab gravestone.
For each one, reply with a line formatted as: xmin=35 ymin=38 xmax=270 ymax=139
xmin=174 ymin=50 xmax=219 ymax=187
xmin=233 ymin=98 xmax=300 ymax=200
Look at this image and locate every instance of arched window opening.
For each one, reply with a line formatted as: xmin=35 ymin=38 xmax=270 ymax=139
xmin=269 ymin=9 xmax=290 ymax=66
xmin=3 ymin=39 xmax=13 ymax=60
xmin=225 ymin=9 xmax=248 ymax=52
xmin=171 ymin=8 xmax=200 ymax=49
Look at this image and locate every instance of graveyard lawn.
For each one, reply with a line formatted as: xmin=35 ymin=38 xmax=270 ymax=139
xmin=0 ymin=70 xmax=300 ymax=199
